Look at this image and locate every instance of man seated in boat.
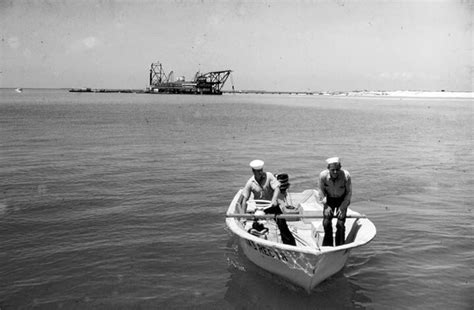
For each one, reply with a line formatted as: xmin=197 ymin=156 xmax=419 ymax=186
xmin=319 ymin=157 xmax=352 ymax=246
xmin=240 ymin=160 xmax=280 ymax=213
xmin=240 ymin=160 xmax=296 ymax=245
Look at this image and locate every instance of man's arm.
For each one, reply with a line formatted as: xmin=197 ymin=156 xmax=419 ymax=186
xmin=270 ymin=186 xmax=280 ymax=207
xmin=319 ymin=172 xmax=332 ymax=217
xmin=338 ymin=172 xmax=352 ymax=217
xmin=240 ymin=196 xmax=249 ymax=213
xmin=240 ymin=182 xmax=251 ymax=213
xmin=319 ymin=172 xmax=327 ymax=205
xmin=268 ymin=173 xmax=281 ymax=207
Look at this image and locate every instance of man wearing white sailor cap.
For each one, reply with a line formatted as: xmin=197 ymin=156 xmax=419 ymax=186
xmin=319 ymin=157 xmax=352 ymax=246
xmin=240 ymin=159 xmax=296 ymax=245
xmin=241 ymin=159 xmax=280 ymax=213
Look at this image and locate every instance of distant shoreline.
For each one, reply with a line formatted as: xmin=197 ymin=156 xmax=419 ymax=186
xmin=2 ymin=88 xmax=472 ymax=99
xmin=224 ymin=90 xmax=473 ymax=99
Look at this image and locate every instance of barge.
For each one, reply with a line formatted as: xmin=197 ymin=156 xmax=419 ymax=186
xmin=146 ymin=61 xmax=232 ymax=95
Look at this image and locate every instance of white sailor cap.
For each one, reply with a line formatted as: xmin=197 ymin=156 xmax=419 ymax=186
xmin=326 ymin=157 xmax=341 ymax=165
xmin=249 ymin=159 xmax=264 ymax=170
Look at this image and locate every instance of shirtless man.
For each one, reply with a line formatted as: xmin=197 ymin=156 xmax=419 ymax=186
xmin=319 ymin=157 xmax=352 ymax=246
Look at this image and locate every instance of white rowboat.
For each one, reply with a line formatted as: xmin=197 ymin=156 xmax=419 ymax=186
xmin=225 ymin=189 xmax=376 ymax=292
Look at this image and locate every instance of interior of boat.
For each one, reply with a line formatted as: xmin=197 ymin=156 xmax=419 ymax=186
xmin=239 ymin=190 xmax=362 ymax=249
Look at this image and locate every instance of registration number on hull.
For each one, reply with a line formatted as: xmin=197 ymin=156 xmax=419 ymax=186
xmin=246 ymin=239 xmax=289 ymax=262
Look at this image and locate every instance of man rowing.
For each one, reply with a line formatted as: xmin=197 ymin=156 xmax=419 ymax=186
xmin=241 ymin=160 xmax=296 ymax=245
xmin=241 ymin=159 xmax=280 ymax=213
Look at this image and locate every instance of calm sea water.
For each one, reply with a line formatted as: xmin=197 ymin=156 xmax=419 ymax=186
xmin=0 ymin=89 xmax=472 ymax=309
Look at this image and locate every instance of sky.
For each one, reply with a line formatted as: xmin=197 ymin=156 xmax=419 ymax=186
xmin=0 ymin=0 xmax=472 ymax=92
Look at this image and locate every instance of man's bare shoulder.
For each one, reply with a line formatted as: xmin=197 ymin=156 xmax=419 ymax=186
xmin=320 ymin=170 xmax=329 ymax=178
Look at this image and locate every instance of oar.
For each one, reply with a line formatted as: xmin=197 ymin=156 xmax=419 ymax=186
xmin=226 ymin=213 xmax=367 ymax=219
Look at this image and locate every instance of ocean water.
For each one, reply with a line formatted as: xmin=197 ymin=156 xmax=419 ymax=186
xmin=0 ymin=89 xmax=472 ymax=309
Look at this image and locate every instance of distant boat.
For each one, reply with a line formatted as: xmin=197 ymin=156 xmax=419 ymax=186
xmin=15 ymin=88 xmax=23 ymax=93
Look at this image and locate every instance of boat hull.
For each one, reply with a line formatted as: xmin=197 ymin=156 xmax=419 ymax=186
xmin=238 ymin=234 xmax=350 ymax=291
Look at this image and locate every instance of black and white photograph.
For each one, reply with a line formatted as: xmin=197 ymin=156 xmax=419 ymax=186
xmin=1 ymin=1 xmax=472 ymax=309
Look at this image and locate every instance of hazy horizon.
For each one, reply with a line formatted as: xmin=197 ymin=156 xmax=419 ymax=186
xmin=1 ymin=1 xmax=472 ymax=92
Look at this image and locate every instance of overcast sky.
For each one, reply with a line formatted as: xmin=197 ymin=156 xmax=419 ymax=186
xmin=1 ymin=0 xmax=472 ymax=91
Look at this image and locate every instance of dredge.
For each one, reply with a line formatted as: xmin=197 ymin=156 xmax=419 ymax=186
xmin=147 ymin=61 xmax=232 ymax=95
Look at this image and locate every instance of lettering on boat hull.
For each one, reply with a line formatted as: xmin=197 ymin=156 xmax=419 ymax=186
xmin=246 ymin=240 xmax=289 ymax=262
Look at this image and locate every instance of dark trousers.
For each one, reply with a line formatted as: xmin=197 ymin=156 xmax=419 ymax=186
xmin=264 ymin=206 xmax=296 ymax=246
xmin=323 ymin=197 xmax=346 ymax=246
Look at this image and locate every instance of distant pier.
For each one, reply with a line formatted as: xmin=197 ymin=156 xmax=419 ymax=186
xmin=69 ymin=88 xmax=145 ymax=93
